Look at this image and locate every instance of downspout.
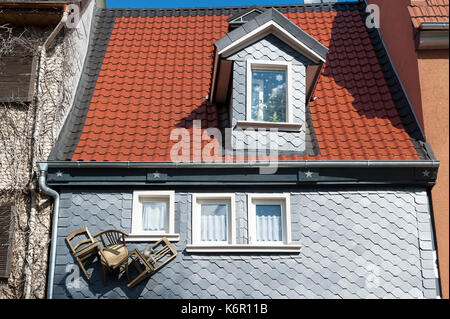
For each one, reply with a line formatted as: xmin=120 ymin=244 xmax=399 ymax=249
xmin=37 ymin=163 xmax=60 ymax=300
xmin=43 ymin=7 xmax=69 ymax=51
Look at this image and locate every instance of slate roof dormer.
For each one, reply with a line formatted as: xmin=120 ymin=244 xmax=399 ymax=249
xmin=216 ymin=7 xmax=328 ymax=62
xmin=210 ymin=8 xmax=331 ymax=155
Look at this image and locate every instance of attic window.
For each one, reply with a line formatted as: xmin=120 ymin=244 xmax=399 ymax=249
xmin=251 ymin=68 xmax=287 ymax=122
xmin=246 ymin=60 xmax=292 ymax=124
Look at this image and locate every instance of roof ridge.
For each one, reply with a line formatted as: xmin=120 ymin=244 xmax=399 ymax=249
xmin=100 ymin=2 xmax=363 ymax=16
xmin=104 ymin=2 xmax=362 ymax=10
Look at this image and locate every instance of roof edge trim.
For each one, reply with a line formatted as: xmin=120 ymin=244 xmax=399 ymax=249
xmin=419 ymin=22 xmax=450 ymax=30
xmin=40 ymin=160 xmax=440 ymax=169
xmin=417 ymin=26 xmax=449 ymax=50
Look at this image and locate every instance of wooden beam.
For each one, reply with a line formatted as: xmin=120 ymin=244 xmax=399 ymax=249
xmin=305 ymin=63 xmax=323 ymax=103
xmin=0 ymin=10 xmax=63 ymax=25
xmin=0 ymin=1 xmax=76 ymax=9
xmin=214 ymin=59 xmax=233 ymax=105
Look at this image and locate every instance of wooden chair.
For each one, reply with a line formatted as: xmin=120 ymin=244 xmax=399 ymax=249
xmin=94 ymin=229 xmax=129 ymax=284
xmin=66 ymin=227 xmax=100 ymax=283
xmin=145 ymin=237 xmax=178 ymax=272
xmin=125 ymin=237 xmax=177 ymax=288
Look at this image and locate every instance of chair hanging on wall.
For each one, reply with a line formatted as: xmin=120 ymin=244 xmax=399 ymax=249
xmin=124 ymin=237 xmax=177 ymax=288
xmin=94 ymin=229 xmax=129 ymax=285
xmin=65 ymin=227 xmax=100 ymax=283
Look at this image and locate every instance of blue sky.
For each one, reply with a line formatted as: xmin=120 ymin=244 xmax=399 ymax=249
xmin=106 ymin=0 xmax=355 ymax=9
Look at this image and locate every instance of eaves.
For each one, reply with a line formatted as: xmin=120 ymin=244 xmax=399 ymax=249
xmin=41 ymin=160 xmax=440 ymax=187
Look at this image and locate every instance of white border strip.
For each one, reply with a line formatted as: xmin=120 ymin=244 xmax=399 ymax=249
xmin=185 ymin=244 xmax=301 ymax=253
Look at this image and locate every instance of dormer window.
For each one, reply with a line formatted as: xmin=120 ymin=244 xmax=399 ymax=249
xmin=211 ymin=8 xmax=328 ymax=136
xmin=247 ymin=60 xmax=291 ymax=123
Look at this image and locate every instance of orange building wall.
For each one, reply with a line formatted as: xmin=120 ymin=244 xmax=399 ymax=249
xmin=417 ymin=49 xmax=449 ymax=299
xmin=366 ymin=0 xmax=425 ymax=128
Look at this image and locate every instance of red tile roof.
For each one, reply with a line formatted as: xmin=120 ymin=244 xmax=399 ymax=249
xmin=408 ymin=0 xmax=449 ymax=28
xmin=71 ymin=7 xmax=422 ymax=162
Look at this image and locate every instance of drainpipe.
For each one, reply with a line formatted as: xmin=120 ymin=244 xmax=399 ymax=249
xmin=43 ymin=7 xmax=69 ymax=51
xmin=28 ymin=5 xmax=70 ymax=300
xmin=37 ymin=163 xmax=60 ymax=299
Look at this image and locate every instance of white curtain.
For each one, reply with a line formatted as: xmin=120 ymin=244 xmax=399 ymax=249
xmin=201 ymin=204 xmax=227 ymax=242
xmin=142 ymin=201 xmax=167 ymax=231
xmin=256 ymin=205 xmax=282 ymax=242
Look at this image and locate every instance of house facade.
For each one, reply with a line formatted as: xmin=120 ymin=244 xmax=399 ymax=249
xmin=40 ymin=1 xmax=442 ymax=299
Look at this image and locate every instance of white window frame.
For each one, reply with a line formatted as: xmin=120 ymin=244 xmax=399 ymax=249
xmin=247 ymin=193 xmax=292 ymax=246
xmin=129 ymin=190 xmax=179 ymax=242
xmin=245 ymin=59 xmax=294 ymax=125
xmin=186 ymin=193 xmax=301 ymax=253
xmin=191 ymin=193 xmax=236 ymax=246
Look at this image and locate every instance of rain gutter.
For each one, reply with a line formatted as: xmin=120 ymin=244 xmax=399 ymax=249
xmin=41 ymin=160 xmax=440 ymax=169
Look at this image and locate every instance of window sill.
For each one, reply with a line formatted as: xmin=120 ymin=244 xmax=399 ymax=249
xmin=236 ymin=121 xmax=302 ymax=132
xmin=126 ymin=233 xmax=180 ymax=242
xmin=185 ymin=244 xmax=302 ymax=253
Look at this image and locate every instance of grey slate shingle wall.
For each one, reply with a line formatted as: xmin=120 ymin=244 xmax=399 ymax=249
xmin=228 ymin=35 xmax=313 ymax=154
xmin=52 ymin=187 xmax=440 ymax=299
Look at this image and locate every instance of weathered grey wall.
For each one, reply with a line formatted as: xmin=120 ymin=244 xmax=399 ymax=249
xmin=52 ymin=187 xmax=440 ymax=299
xmin=228 ymin=35 xmax=312 ymax=153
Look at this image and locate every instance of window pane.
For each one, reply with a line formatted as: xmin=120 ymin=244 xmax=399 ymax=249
xmin=256 ymin=204 xmax=282 ymax=242
xmin=142 ymin=201 xmax=167 ymax=231
xmin=251 ymin=69 xmax=286 ymax=122
xmin=201 ymin=203 xmax=228 ymax=242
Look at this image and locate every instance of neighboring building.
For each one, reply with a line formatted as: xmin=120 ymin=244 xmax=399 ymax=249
xmin=40 ymin=2 xmax=442 ymax=299
xmin=0 ymin=0 xmax=102 ymax=298
xmin=366 ymin=0 xmax=449 ymax=299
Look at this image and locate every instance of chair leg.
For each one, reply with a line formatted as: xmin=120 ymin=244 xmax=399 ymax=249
xmin=77 ymin=257 xmax=92 ymax=284
xmin=127 ymin=271 xmax=149 ymax=289
xmin=101 ymin=264 xmax=107 ymax=285
xmin=126 ymin=262 xmax=132 ymax=283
